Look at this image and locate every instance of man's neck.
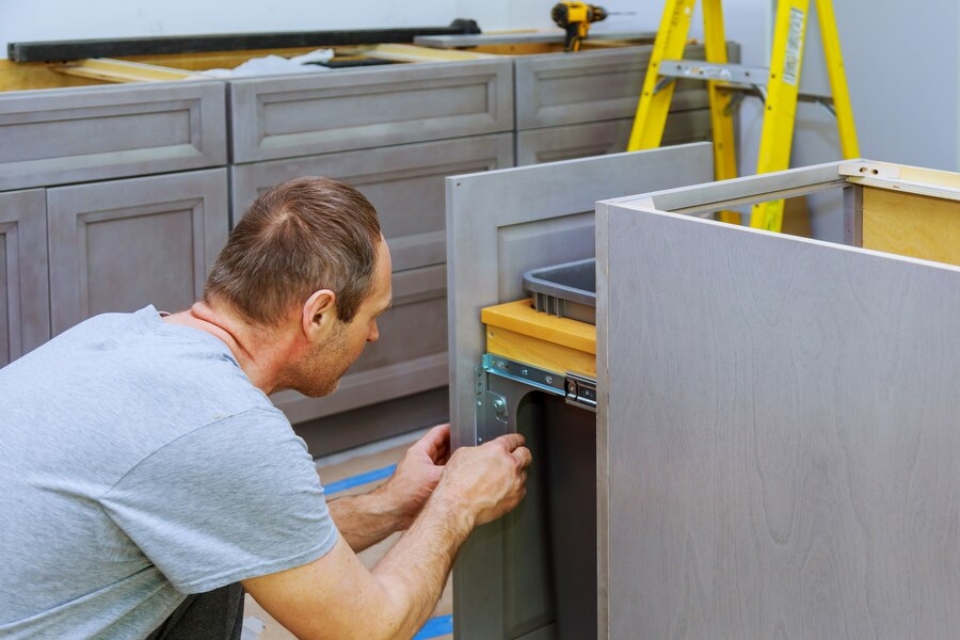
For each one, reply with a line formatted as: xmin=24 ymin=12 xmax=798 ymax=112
xmin=163 ymin=301 xmax=292 ymax=395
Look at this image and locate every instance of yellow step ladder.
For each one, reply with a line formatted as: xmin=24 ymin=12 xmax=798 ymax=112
xmin=627 ymin=0 xmax=860 ymax=231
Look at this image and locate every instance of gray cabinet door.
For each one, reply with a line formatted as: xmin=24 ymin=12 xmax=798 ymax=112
xmin=0 ymin=80 xmax=227 ymax=192
xmin=232 ymin=133 xmax=514 ymax=273
xmin=0 ymin=189 xmax=49 ymax=367
xmin=229 ymin=60 xmax=514 ymax=162
xmin=47 ymin=169 xmax=229 ymax=335
xmin=445 ymin=143 xmax=715 ymax=640
xmin=596 ymin=204 xmax=960 ymax=638
xmin=271 ymin=262 xmax=448 ymax=425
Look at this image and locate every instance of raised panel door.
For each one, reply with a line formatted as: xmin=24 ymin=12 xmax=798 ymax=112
xmin=47 ymin=169 xmax=229 ymax=335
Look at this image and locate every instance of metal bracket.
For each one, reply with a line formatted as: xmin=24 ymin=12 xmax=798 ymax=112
xmin=475 ymin=365 xmax=509 ymax=445
xmin=482 ymin=353 xmax=598 ymax=413
xmin=565 ymin=372 xmax=598 ymax=412
xmin=482 ymin=354 xmax=566 ymax=397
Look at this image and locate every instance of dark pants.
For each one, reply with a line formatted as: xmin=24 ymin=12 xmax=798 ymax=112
xmin=145 ymin=584 xmax=244 ymax=640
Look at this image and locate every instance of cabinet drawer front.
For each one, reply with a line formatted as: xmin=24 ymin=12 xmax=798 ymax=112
xmin=272 ymin=263 xmax=448 ymax=424
xmin=229 ymin=59 xmax=514 ymax=162
xmin=0 ymin=81 xmax=227 ymax=191
xmin=516 ymin=112 xmax=712 ymax=166
xmin=231 ymin=133 xmax=514 ymax=272
xmin=0 ymin=189 xmax=49 ymax=366
xmin=514 ymin=43 xmax=739 ymax=130
xmin=47 ymin=169 xmax=229 ymax=336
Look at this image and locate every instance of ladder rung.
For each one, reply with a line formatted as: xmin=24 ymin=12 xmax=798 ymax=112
xmin=723 ymin=84 xmax=835 ymax=108
xmin=656 ymin=60 xmax=835 ymax=109
xmin=659 ymin=60 xmax=769 ymax=85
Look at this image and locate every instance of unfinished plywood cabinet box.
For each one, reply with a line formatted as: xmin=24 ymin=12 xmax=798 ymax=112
xmin=448 ymin=147 xmax=960 ymax=638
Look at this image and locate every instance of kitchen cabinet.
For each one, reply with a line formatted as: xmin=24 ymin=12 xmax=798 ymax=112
xmin=0 ymin=37 xmax=735 ymax=453
xmin=447 ymin=148 xmax=960 ymax=638
xmin=0 ymin=72 xmax=230 ymax=350
xmin=446 ymin=142 xmax=714 ymax=639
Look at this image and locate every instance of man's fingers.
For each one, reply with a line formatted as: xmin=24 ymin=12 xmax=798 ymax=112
xmin=425 ymin=423 xmax=450 ymax=445
xmin=436 ymin=442 xmax=451 ymax=465
xmin=512 ymin=446 xmax=533 ymax=469
xmin=415 ymin=423 xmax=450 ymax=459
xmin=488 ymin=432 xmax=525 ymax=452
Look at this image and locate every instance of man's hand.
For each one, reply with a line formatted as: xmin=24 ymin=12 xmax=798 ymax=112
xmin=247 ymin=431 xmax=531 ymax=639
xmin=431 ymin=432 xmax=532 ymax=527
xmin=378 ymin=423 xmax=451 ymax=529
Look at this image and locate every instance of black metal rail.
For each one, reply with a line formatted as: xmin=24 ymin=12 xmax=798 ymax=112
xmin=7 ymin=20 xmax=480 ymax=63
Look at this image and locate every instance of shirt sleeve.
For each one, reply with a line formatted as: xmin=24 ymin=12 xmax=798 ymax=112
xmin=99 ymin=408 xmax=339 ymax=593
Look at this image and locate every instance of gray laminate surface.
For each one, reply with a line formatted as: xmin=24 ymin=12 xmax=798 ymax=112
xmin=597 ymin=204 xmax=960 ymax=638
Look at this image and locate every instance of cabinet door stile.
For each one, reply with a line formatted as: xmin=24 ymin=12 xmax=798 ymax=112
xmin=0 ymin=189 xmax=49 ymax=367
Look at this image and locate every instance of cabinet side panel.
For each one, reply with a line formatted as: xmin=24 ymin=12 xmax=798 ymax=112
xmin=600 ymin=208 xmax=960 ymax=638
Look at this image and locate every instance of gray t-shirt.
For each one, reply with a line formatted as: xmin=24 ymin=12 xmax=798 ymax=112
xmin=0 ymin=306 xmax=339 ymax=639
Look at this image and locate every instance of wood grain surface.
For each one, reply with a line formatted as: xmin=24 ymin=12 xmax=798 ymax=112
xmin=598 ymin=207 xmax=960 ymax=638
xmin=863 ymin=186 xmax=960 ymax=267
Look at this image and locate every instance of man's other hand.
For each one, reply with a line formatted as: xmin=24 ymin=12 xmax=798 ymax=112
xmin=380 ymin=423 xmax=451 ymax=529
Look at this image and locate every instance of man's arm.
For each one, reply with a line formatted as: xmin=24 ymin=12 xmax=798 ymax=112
xmin=326 ymin=424 xmax=450 ymax=552
xmin=242 ymin=432 xmax=530 ymax=640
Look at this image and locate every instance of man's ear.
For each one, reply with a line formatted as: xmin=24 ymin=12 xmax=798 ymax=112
xmin=302 ymin=289 xmax=338 ymax=341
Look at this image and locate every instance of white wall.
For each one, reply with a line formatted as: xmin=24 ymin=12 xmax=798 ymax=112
xmin=0 ymin=0 xmax=754 ymax=59
xmin=0 ymin=0 xmax=462 ymax=52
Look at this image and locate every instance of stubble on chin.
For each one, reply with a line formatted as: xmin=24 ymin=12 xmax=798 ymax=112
xmin=303 ymin=377 xmax=340 ymax=399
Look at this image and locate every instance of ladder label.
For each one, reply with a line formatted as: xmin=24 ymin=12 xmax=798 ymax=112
xmin=783 ymin=8 xmax=805 ymax=85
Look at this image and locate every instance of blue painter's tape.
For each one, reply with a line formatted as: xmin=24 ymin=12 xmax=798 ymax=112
xmin=322 ymin=464 xmax=397 ymax=495
xmin=413 ymin=614 xmax=454 ymax=639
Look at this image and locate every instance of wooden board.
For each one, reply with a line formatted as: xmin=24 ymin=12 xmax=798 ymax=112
xmin=481 ymin=299 xmax=596 ymax=353
xmin=52 ymin=59 xmax=201 ymax=84
xmin=486 ymin=326 xmax=596 ymax=378
xmin=0 ymin=60 xmax=100 ymax=92
xmin=1 ymin=44 xmax=493 ymax=93
xmin=862 ymin=186 xmax=960 ymax=266
xmin=894 ymin=162 xmax=960 ymax=188
xmin=483 ymin=299 xmax=597 ymax=378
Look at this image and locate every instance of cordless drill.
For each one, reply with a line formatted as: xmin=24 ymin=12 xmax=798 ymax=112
xmin=551 ymin=1 xmax=609 ymax=52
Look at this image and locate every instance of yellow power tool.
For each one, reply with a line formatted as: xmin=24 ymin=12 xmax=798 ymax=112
xmin=551 ymin=1 xmax=609 ymax=52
